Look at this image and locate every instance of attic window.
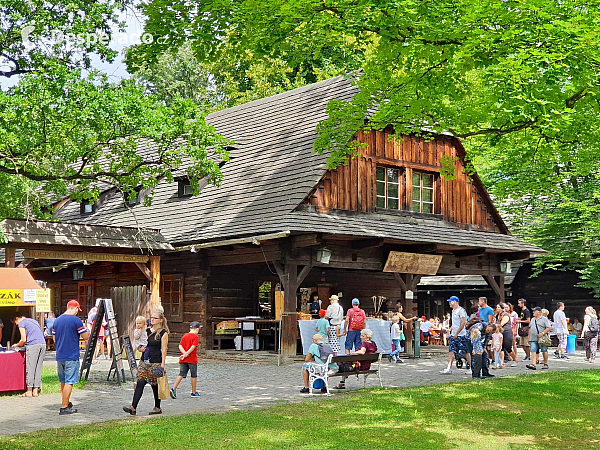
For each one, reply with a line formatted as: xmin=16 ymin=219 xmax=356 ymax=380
xmin=80 ymin=200 xmax=96 ymax=215
xmin=376 ymin=166 xmax=400 ymax=209
xmin=412 ymin=171 xmax=435 ymax=214
xmin=178 ymin=179 xmax=193 ymax=198
xmin=125 ymin=189 xmax=140 ymax=207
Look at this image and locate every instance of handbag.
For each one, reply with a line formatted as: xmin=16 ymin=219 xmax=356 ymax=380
xmin=536 ymin=320 xmax=552 ymax=347
xmin=157 ymin=374 xmax=169 ymax=400
xmin=518 ymin=325 xmax=530 ymax=337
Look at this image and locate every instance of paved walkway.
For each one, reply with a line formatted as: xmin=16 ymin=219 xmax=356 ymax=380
xmin=1 ymin=349 xmax=596 ymax=436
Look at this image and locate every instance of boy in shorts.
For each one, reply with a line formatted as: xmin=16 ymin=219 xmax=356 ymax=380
xmin=170 ymin=321 xmax=201 ymax=398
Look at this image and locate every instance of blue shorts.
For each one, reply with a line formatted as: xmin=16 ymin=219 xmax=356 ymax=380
xmin=449 ymin=336 xmax=472 ymax=358
xmin=345 ymin=330 xmax=362 ymax=351
xmin=529 ymin=341 xmax=548 ymax=354
xmin=57 ymin=360 xmax=80 ymax=385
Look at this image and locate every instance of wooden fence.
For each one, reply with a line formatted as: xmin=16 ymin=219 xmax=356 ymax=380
xmin=111 ymin=285 xmax=150 ymax=339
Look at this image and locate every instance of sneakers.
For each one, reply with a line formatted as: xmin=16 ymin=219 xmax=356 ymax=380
xmin=190 ymin=392 xmax=201 ymax=397
xmin=523 ymin=357 xmax=531 ymax=361
xmin=491 ymin=364 xmax=497 ymax=370
xmin=561 ymin=355 xmax=570 ymax=360
xmin=300 ymin=387 xmax=310 ymax=394
xmin=554 ymin=350 xmax=560 ymax=359
xmin=59 ymin=407 xmax=78 ymax=415
xmin=464 ymin=369 xmax=472 ymax=375
xmin=482 ymin=373 xmax=495 ymax=378
xmin=440 ymin=368 xmax=452 ymax=374
xmin=170 ymin=388 xmax=177 ymax=399
xmin=388 ymin=356 xmax=394 ymax=363
xmin=510 ymin=362 xmax=518 ymax=367
xmin=396 ymin=358 xmax=404 ymax=363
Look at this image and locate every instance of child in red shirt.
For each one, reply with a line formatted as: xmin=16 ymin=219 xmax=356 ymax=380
xmin=170 ymin=321 xmax=201 ymax=398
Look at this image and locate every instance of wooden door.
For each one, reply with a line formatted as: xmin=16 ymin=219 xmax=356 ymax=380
xmin=77 ymin=281 xmax=95 ymax=317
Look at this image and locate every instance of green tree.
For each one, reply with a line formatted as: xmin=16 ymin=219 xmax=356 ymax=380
xmin=0 ymin=0 xmax=228 ymax=219
xmin=132 ymin=0 xmax=600 ymax=292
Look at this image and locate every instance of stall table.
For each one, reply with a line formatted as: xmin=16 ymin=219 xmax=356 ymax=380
xmin=0 ymin=351 xmax=26 ymax=392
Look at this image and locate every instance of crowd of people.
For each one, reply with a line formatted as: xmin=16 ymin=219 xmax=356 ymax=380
xmin=7 ymin=292 xmax=600 ymax=409
xmin=439 ymin=296 xmax=599 ymax=378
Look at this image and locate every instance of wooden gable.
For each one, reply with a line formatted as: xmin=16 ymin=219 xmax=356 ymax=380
xmin=302 ymin=129 xmax=508 ymax=233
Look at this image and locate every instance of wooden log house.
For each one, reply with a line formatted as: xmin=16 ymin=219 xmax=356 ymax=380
xmin=1 ymin=76 xmax=542 ymax=355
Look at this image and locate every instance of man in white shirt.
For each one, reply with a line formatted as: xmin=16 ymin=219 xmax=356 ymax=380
xmin=553 ymin=302 xmax=569 ymax=360
xmin=440 ymin=296 xmax=471 ymax=374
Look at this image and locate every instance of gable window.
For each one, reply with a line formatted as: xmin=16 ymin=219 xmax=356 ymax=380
xmin=161 ymin=274 xmax=184 ymax=322
xmin=412 ymin=171 xmax=435 ymax=213
xmin=376 ymin=166 xmax=400 ymax=209
xmin=125 ymin=189 xmax=140 ymax=207
xmin=80 ymin=200 xmax=96 ymax=215
xmin=178 ymin=179 xmax=193 ymax=198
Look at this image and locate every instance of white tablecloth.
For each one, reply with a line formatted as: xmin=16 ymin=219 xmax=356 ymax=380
xmin=298 ymin=319 xmax=393 ymax=355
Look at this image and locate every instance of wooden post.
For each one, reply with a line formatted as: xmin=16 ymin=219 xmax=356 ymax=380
xmin=274 ymin=259 xmax=313 ymax=356
xmin=5 ymin=247 xmax=15 ymax=268
xmin=150 ymin=256 xmax=161 ymax=309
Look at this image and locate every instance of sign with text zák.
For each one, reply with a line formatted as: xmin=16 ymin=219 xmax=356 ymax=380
xmin=383 ymin=252 xmax=443 ymax=275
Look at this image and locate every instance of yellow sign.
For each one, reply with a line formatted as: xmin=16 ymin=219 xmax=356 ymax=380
xmin=35 ymin=289 xmax=51 ymax=312
xmin=383 ymin=251 xmax=443 ymax=275
xmin=22 ymin=249 xmax=149 ymax=263
xmin=0 ymin=289 xmax=31 ymax=307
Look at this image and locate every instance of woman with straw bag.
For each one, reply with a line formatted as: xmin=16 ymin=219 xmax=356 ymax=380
xmin=123 ymin=306 xmax=169 ymax=415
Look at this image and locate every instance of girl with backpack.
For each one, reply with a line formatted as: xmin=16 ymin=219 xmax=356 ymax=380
xmin=582 ymin=306 xmax=599 ymax=363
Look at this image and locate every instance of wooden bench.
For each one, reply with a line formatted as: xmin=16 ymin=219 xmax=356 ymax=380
xmin=307 ymin=353 xmax=383 ymax=396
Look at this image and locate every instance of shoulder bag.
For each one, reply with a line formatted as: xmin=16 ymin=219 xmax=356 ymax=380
xmin=518 ymin=324 xmax=530 ymax=337
xmin=536 ymin=320 xmax=552 ymax=347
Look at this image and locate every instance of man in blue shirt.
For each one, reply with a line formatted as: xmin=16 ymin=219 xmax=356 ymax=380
xmin=52 ymin=300 xmax=89 ymax=415
xmin=478 ymin=297 xmax=495 ymax=323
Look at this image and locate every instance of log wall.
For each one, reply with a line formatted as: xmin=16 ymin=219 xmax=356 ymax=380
xmin=304 ymin=131 xmax=502 ymax=232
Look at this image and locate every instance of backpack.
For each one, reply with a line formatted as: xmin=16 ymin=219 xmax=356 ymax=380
xmin=318 ymin=343 xmax=334 ymax=363
xmin=349 ymin=309 xmax=365 ymax=330
xmin=590 ymin=317 xmax=599 ymax=333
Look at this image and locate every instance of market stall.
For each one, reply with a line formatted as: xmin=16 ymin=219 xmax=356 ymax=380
xmin=299 ymin=319 xmax=393 ymax=355
xmin=0 ymin=268 xmax=47 ymax=392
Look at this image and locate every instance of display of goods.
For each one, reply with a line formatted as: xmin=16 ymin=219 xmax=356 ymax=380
xmin=215 ymin=329 xmax=239 ymax=335
xmin=217 ymin=320 xmax=238 ymax=330
xmin=298 ymin=313 xmax=312 ymax=321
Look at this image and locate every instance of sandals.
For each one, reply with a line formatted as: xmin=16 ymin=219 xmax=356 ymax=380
xmin=541 ymin=364 xmax=549 ymax=370
xmin=335 ymin=384 xmax=345 ymax=390
xmin=526 ymin=364 xmax=536 ymax=370
xmin=19 ymin=392 xmax=32 ymax=398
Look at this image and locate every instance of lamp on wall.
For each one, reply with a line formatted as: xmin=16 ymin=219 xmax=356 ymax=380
xmin=72 ymin=267 xmax=84 ymax=280
xmin=500 ymin=261 xmax=512 ymax=274
xmin=315 ymin=248 xmax=332 ymax=264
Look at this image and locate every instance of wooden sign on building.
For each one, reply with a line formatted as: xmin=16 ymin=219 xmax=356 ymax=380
xmin=383 ymin=251 xmax=443 ymax=275
xmin=23 ymin=250 xmax=149 ymax=263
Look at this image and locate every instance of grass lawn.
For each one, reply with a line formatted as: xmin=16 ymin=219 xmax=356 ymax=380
xmin=39 ymin=366 xmax=87 ymax=394
xmin=2 ymin=370 xmax=600 ymax=449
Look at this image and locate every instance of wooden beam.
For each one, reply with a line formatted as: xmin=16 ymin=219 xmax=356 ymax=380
xmin=135 ymin=262 xmax=152 ymax=282
xmin=17 ymin=258 xmax=33 ymax=268
xmin=483 ymin=274 xmax=504 ymax=301
xmin=5 ymin=247 xmax=15 ymax=267
xmin=453 ymin=248 xmax=486 ymax=257
xmin=150 ymin=255 xmax=161 ymax=309
xmin=292 ymin=233 xmax=323 ymax=249
xmin=400 ymin=244 xmax=438 ymax=254
xmin=500 ymin=252 xmax=530 ymax=261
xmin=297 ymin=263 xmax=313 ymax=287
xmin=351 ymin=238 xmax=385 ymax=250
xmin=393 ymin=273 xmax=408 ymax=291
xmin=408 ymin=274 xmax=423 ymax=291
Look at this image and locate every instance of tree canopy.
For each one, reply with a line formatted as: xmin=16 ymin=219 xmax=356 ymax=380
xmin=132 ymin=0 xmax=600 ymax=292
xmin=0 ymin=0 xmax=228 ymax=218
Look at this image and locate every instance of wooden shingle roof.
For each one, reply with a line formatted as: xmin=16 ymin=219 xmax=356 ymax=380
xmin=53 ymin=76 xmax=542 ymax=253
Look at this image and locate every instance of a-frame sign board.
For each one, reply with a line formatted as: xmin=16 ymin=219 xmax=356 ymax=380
xmin=79 ymin=298 xmax=126 ymax=384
